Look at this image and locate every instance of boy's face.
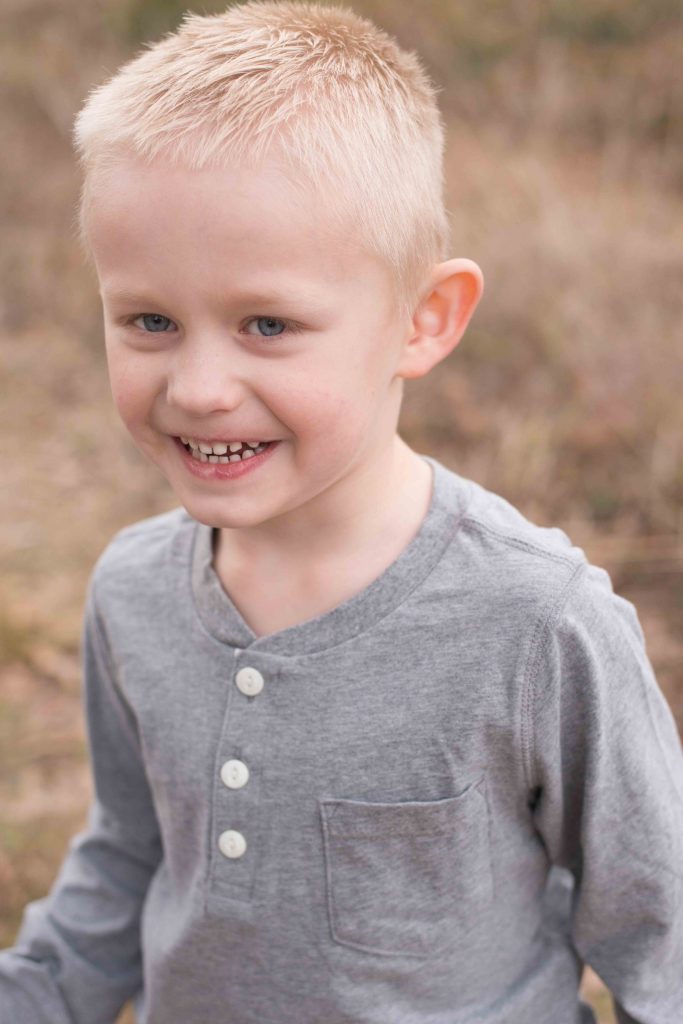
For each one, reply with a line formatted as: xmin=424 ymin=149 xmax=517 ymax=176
xmin=86 ymin=154 xmax=418 ymax=537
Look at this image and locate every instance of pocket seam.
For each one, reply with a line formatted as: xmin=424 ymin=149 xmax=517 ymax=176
xmin=320 ymin=776 xmax=486 ymax=838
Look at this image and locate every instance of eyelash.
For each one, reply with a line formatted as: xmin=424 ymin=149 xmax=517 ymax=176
xmin=124 ymin=314 xmax=301 ymax=340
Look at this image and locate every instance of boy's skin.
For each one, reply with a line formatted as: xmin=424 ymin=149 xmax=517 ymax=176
xmin=87 ymin=153 xmax=483 ymax=635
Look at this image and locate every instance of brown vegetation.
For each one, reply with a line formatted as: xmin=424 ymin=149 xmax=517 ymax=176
xmin=2 ymin=2 xmax=682 ymax=1021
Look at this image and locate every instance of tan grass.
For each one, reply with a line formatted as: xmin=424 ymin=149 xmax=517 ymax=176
xmin=2 ymin=3 xmax=682 ymax=1022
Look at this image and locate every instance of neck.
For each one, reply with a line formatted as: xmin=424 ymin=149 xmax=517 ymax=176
xmin=215 ymin=436 xmax=431 ymax=575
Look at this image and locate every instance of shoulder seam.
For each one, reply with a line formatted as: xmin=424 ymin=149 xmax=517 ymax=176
xmin=521 ymin=560 xmax=588 ymax=792
xmin=462 ymin=514 xmax=582 ymax=569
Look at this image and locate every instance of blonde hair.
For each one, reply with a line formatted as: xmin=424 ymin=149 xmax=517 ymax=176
xmin=73 ymin=0 xmax=451 ymax=322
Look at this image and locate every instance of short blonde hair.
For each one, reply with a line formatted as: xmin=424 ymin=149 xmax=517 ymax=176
xmin=73 ymin=0 xmax=451 ymax=323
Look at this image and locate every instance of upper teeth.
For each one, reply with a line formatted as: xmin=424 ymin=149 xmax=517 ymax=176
xmin=181 ymin=438 xmax=263 ymax=455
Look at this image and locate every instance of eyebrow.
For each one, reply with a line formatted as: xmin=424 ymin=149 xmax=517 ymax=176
xmin=101 ymin=287 xmax=325 ymax=310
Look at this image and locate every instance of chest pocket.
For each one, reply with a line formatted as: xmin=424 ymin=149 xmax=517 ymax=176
xmin=319 ymin=775 xmax=493 ymax=959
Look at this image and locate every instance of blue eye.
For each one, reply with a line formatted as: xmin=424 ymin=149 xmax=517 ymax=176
xmin=134 ymin=314 xmax=175 ymax=332
xmin=247 ymin=317 xmax=288 ymax=338
xmin=125 ymin=313 xmax=297 ymax=339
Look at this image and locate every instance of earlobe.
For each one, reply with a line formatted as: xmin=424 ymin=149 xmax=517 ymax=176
xmin=396 ymin=258 xmax=484 ymax=381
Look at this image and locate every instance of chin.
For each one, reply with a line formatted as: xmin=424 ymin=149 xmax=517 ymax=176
xmin=178 ymin=497 xmax=270 ymax=531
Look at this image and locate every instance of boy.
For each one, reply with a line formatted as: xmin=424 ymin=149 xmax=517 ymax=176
xmin=2 ymin=2 xmax=682 ymax=1022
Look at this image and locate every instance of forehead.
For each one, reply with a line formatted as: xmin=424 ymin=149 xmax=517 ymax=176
xmin=85 ymin=154 xmax=384 ymax=302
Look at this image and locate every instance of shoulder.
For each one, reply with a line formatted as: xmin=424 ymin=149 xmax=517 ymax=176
xmin=88 ymin=506 xmax=197 ymax=607
xmin=458 ymin=475 xmax=643 ymax=642
xmin=460 ymin=477 xmax=585 ymax=572
xmin=443 ymin=472 xmax=590 ymax=618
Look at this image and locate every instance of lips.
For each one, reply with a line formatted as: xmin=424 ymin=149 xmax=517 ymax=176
xmin=173 ymin=435 xmax=280 ymax=477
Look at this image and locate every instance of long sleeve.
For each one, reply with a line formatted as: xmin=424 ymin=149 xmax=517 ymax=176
xmin=0 ymin=575 xmax=164 ymax=1024
xmin=524 ymin=563 xmax=683 ymax=1024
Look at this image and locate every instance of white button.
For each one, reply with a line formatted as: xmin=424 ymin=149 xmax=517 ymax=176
xmin=218 ymin=829 xmax=247 ymax=859
xmin=235 ymin=666 xmax=264 ymax=696
xmin=221 ymin=759 xmax=249 ymax=789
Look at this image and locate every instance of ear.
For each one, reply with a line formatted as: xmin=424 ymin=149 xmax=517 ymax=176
xmin=395 ymin=258 xmax=484 ymax=381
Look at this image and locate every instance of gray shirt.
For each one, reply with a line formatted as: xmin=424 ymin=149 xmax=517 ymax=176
xmin=2 ymin=454 xmax=682 ymax=1024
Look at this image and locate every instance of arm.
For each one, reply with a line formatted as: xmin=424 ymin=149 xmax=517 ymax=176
xmin=524 ymin=563 xmax=683 ymax=1024
xmin=0 ymin=575 xmax=163 ymax=1024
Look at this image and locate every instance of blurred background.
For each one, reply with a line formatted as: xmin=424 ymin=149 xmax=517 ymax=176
xmin=1 ymin=1 xmax=682 ymax=1021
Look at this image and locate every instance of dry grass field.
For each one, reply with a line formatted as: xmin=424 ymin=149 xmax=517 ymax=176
xmin=1 ymin=2 xmax=682 ymax=1022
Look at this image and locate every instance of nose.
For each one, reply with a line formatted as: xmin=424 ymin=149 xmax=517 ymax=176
xmin=165 ymin=331 xmax=248 ymax=417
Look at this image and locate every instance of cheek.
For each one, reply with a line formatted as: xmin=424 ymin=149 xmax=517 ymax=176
xmin=270 ymin=351 xmax=380 ymax=450
xmin=279 ymin=376 xmax=359 ymax=436
xmin=105 ymin=347 xmax=146 ymax=427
